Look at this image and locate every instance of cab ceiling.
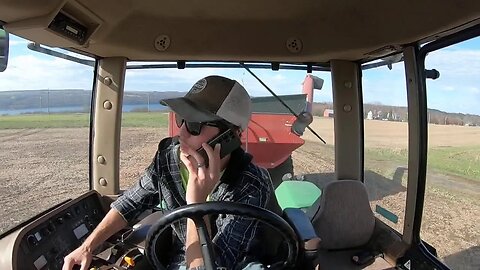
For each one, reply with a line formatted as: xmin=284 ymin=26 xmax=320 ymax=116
xmin=1 ymin=0 xmax=480 ymax=62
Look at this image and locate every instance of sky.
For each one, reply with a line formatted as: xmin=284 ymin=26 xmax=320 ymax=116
xmin=1 ymin=34 xmax=479 ymax=115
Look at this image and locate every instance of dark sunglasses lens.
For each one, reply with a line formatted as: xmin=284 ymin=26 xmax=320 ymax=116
xmin=185 ymin=122 xmax=202 ymax=136
xmin=175 ymin=114 xmax=203 ymax=136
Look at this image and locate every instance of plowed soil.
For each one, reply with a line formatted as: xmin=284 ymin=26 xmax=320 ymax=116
xmin=0 ymin=117 xmax=478 ymax=269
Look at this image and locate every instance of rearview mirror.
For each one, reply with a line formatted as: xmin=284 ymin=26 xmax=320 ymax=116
xmin=0 ymin=27 xmax=9 ymax=72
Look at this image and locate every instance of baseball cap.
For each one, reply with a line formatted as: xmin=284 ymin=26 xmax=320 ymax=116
xmin=161 ymin=75 xmax=252 ymax=130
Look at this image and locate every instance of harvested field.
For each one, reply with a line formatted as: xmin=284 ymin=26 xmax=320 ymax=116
xmin=0 ymin=117 xmax=478 ymax=269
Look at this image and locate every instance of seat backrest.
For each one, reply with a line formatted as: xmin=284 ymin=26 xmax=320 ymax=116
xmin=310 ymin=180 xmax=375 ymax=250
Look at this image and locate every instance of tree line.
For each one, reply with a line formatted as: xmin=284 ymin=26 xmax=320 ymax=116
xmin=0 ymin=90 xmax=184 ymax=111
xmin=312 ymin=102 xmax=480 ymax=126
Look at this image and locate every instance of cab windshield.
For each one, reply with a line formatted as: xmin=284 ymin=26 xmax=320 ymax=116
xmin=1 ymin=34 xmax=479 ymax=270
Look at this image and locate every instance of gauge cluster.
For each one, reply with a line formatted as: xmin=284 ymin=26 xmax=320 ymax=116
xmin=15 ymin=191 xmax=106 ymax=270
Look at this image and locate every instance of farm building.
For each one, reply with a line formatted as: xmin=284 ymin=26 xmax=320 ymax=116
xmin=367 ymin=111 xmax=374 ymax=120
xmin=323 ymin=109 xmax=334 ymax=117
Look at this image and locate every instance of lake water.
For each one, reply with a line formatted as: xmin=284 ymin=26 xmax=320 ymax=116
xmin=0 ymin=104 xmax=167 ymax=115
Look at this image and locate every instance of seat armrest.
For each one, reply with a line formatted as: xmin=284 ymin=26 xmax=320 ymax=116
xmin=283 ymin=208 xmax=321 ymax=251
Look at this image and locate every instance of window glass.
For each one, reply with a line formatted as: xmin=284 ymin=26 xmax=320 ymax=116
xmin=362 ymin=57 xmax=408 ymax=234
xmin=0 ymin=35 xmax=93 ymax=235
xmin=120 ymin=65 xmax=334 ymax=210
xmin=422 ymin=37 xmax=480 ymax=270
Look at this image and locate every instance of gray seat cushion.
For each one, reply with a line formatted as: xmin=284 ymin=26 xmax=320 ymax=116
xmin=311 ymin=180 xmax=375 ymax=250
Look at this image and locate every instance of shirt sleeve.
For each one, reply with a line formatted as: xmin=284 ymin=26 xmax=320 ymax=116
xmin=111 ymin=156 xmax=162 ymax=222
xmin=212 ymin=171 xmax=271 ymax=268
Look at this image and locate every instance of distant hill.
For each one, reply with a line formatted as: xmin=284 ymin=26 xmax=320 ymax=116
xmin=2 ymin=91 xmax=479 ymax=126
xmin=0 ymin=89 xmax=186 ymax=111
xmin=312 ymin=102 xmax=480 ymax=126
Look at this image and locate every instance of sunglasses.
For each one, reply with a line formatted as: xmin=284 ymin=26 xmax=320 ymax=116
xmin=175 ymin=114 xmax=226 ymax=136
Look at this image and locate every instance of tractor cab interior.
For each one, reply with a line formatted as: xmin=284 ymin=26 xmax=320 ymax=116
xmin=1 ymin=1 xmax=480 ymax=270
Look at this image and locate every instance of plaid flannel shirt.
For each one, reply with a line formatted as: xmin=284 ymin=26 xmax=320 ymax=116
xmin=112 ymin=137 xmax=272 ymax=268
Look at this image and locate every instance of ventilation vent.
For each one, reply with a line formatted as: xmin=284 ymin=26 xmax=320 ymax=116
xmin=286 ymin=37 xmax=302 ymax=53
xmin=154 ymin=35 xmax=171 ymax=51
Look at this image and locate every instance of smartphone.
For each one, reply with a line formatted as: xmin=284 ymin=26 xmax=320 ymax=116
xmin=196 ymin=129 xmax=241 ymax=167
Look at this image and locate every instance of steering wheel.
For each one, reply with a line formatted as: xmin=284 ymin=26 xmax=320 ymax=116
xmin=145 ymin=201 xmax=299 ymax=270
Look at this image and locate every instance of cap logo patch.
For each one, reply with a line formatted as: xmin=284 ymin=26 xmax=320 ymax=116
xmin=189 ymin=78 xmax=207 ymax=94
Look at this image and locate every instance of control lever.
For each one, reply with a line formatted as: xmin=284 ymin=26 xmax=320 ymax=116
xmin=105 ymin=228 xmax=133 ymax=264
xmin=106 ymin=243 xmax=127 ymax=264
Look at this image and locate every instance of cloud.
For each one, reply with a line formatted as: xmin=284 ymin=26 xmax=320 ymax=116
xmin=440 ymin=85 xmax=455 ymax=91
xmin=467 ymin=86 xmax=479 ymax=94
xmin=361 ymin=46 xmax=480 ymax=115
xmin=426 ymin=49 xmax=480 ymax=77
xmin=2 ymin=35 xmax=478 ymax=114
xmin=125 ymin=65 xmax=239 ymax=92
xmin=64 ymin=50 xmax=95 ymax=61
xmin=124 ymin=64 xmax=332 ymax=101
xmin=9 ymin=40 xmax=29 ymax=46
xmin=2 ymin=34 xmax=333 ymax=101
xmin=424 ymin=46 xmax=480 ymax=115
xmin=0 ymin=53 xmax=94 ymax=91
xmin=362 ymin=62 xmax=408 ymax=107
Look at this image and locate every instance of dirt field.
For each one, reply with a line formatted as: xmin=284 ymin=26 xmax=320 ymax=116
xmin=0 ymin=117 xmax=478 ymax=269
xmin=304 ymin=117 xmax=480 ymax=148
xmin=302 ymin=118 xmax=480 ymax=270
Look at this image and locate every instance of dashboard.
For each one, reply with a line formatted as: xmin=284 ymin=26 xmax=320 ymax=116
xmin=0 ymin=191 xmax=107 ymax=270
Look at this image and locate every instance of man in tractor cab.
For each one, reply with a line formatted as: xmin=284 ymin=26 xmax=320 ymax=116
xmin=63 ymin=75 xmax=274 ymax=270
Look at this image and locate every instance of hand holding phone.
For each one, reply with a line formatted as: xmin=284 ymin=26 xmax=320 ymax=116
xmin=196 ymin=129 xmax=241 ymax=167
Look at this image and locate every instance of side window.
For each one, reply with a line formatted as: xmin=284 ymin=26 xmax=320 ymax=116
xmin=0 ymin=35 xmax=93 ymax=234
xmin=362 ymin=56 xmax=408 ymax=234
xmin=422 ymin=37 xmax=480 ymax=270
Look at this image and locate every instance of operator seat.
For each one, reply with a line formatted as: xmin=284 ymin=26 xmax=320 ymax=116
xmin=310 ymin=180 xmax=393 ymax=269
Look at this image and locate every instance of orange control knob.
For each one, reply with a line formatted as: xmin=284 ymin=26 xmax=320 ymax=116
xmin=124 ymin=256 xmax=135 ymax=267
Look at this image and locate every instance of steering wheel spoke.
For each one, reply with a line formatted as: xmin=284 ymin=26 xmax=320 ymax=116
xmin=190 ymin=215 xmax=216 ymax=269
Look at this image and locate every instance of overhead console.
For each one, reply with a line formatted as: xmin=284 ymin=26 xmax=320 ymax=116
xmin=5 ymin=0 xmax=102 ymax=47
xmin=11 ymin=191 xmax=107 ymax=270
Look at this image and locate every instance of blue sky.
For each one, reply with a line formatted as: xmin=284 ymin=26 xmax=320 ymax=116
xmin=1 ymin=35 xmax=479 ymax=115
